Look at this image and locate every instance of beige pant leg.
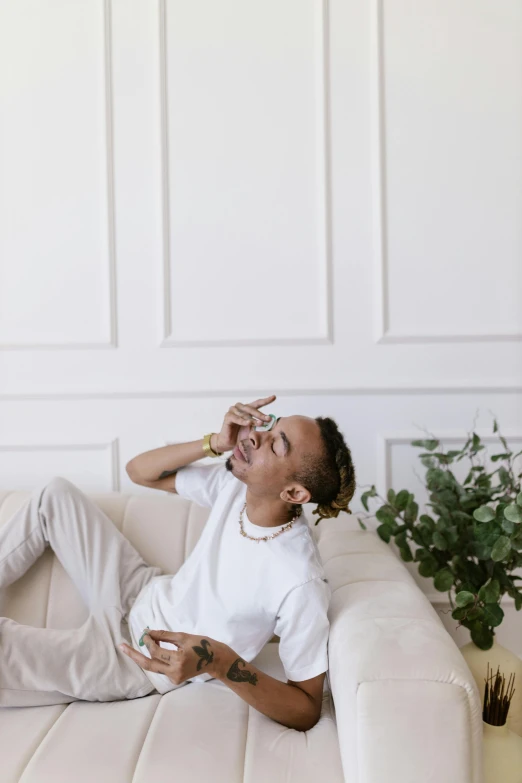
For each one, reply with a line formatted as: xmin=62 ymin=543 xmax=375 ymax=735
xmin=0 ymin=476 xmax=163 ymax=706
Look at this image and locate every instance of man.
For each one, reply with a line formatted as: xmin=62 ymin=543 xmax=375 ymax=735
xmin=0 ymin=394 xmax=356 ymax=731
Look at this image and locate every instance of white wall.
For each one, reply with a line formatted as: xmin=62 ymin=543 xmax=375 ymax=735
xmin=1 ymin=0 xmax=521 ymax=652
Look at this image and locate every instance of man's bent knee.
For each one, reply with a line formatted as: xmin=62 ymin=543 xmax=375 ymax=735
xmin=44 ymin=476 xmax=78 ymax=496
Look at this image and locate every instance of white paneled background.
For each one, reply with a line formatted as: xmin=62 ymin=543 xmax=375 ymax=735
xmin=1 ymin=0 xmax=521 ymax=654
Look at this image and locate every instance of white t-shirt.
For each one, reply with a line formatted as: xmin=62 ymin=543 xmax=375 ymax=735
xmin=127 ymin=459 xmax=332 ymax=695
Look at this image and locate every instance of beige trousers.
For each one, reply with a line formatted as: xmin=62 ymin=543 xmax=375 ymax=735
xmin=0 ymin=476 xmax=164 ymax=707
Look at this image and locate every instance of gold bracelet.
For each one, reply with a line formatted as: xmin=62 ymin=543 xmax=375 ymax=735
xmin=202 ymin=432 xmax=223 ymax=458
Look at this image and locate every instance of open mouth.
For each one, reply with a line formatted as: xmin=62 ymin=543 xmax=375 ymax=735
xmin=233 ymin=445 xmax=247 ymax=462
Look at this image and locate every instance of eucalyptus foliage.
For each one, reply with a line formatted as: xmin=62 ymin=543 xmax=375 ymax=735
xmin=357 ymin=419 xmax=522 ymax=650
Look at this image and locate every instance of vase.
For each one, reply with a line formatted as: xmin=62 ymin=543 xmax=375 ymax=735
xmin=483 ymin=721 xmax=522 ymax=783
xmin=460 ymin=638 xmax=522 ymax=737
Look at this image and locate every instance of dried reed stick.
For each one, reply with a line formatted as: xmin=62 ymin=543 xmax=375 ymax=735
xmin=483 ymin=662 xmax=516 ymax=726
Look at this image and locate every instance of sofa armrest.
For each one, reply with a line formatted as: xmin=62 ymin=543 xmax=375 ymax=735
xmin=317 ymin=523 xmax=484 ymax=783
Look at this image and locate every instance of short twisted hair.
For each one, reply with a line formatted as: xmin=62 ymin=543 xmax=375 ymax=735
xmin=288 ymin=416 xmax=356 ymax=525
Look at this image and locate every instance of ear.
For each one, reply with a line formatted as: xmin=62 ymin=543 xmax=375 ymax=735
xmin=281 ymin=485 xmax=311 ymax=505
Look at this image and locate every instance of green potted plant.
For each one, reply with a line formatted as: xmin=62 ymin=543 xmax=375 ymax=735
xmin=356 ymin=416 xmax=522 ymax=735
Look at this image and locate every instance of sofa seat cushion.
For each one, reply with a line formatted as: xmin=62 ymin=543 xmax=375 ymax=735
xmin=1 ymin=643 xmax=344 ymax=783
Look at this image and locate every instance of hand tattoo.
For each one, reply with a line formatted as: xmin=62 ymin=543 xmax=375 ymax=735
xmin=192 ymin=638 xmax=214 ymax=671
xmin=226 ymin=658 xmax=258 ymax=685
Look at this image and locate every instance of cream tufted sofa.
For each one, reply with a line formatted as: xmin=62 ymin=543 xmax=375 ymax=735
xmin=0 ymin=486 xmax=484 ymax=783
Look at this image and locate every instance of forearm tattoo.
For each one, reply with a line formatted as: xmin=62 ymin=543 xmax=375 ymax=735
xmin=158 ymin=469 xmax=177 ymax=480
xmin=226 ymin=658 xmax=258 ymax=685
xmin=192 ymin=638 xmax=214 ymax=671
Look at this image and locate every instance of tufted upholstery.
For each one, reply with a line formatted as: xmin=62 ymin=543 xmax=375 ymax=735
xmin=0 ymin=488 xmax=483 ymax=782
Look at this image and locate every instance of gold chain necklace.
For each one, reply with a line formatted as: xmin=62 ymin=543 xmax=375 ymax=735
xmin=238 ymin=500 xmax=302 ymax=542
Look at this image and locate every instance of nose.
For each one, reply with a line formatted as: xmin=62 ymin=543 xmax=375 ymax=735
xmin=240 ymin=428 xmax=262 ymax=461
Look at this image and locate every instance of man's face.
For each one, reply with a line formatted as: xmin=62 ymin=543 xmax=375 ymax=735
xmin=224 ymin=415 xmax=322 ymax=502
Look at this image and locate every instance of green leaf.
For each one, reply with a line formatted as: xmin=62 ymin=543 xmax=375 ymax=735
xmin=473 ymin=505 xmax=496 ymax=523
xmin=445 ymin=526 xmax=459 ymax=547
xmin=418 ymin=514 xmax=433 ymax=527
xmin=404 ymin=499 xmax=419 ymax=524
xmin=418 ymin=557 xmax=438 ymax=578
xmin=425 ymin=468 xmax=447 ymax=487
xmin=496 ymin=503 xmax=508 ymax=521
xmin=430 ymin=452 xmax=454 ymax=465
xmin=376 ymin=524 xmax=391 ymax=543
xmin=512 ymin=537 xmax=522 ymax=553
xmin=357 ymin=517 xmax=367 ymax=530
xmin=432 ymin=532 xmax=448 ymax=550
xmin=452 ymin=607 xmax=468 ymax=620
xmin=399 ymin=545 xmax=413 ymax=562
xmin=466 ymin=606 xmax=484 ymax=621
xmin=498 ymin=467 xmax=511 ymax=486
xmin=394 ymin=531 xmax=408 ymax=548
xmin=470 ymin=623 xmax=494 ymax=650
xmin=483 ymin=603 xmax=504 ymax=627
xmin=504 ymin=504 xmax=522 ymax=524
xmin=455 ymin=590 xmax=475 ymax=607
xmin=387 ymin=488 xmax=396 ymax=505
xmin=490 ymin=535 xmax=512 ymax=562
xmin=434 ymin=568 xmax=454 ymax=592
xmin=502 ymin=517 xmax=516 ymax=535
xmin=479 ymin=579 xmax=500 ymax=603
xmin=491 ymin=453 xmax=512 ymax=462
xmin=411 ymin=528 xmax=427 ymax=547
xmin=516 ymin=492 xmax=522 ymax=507
xmin=376 ymin=505 xmax=397 ymax=525
xmin=411 ymin=439 xmax=439 ymax=451
xmin=361 ymin=485 xmax=378 ymax=512
xmin=471 ymin=541 xmax=492 ymax=560
xmin=395 ymin=490 xmax=410 ymax=511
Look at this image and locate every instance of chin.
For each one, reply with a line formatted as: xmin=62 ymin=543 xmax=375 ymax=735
xmin=225 ymin=455 xmax=247 ymax=473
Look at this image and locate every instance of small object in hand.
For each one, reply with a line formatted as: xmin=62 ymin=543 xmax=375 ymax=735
xmin=139 ymin=626 xmax=150 ymax=646
xmin=254 ymin=413 xmax=277 ymax=432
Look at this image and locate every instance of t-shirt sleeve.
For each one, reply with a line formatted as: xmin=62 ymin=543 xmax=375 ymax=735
xmin=274 ymin=576 xmax=331 ymax=682
xmin=174 ymin=460 xmax=234 ymax=508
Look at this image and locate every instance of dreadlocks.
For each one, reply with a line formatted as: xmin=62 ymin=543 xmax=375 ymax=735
xmin=288 ymin=416 xmax=357 ymax=525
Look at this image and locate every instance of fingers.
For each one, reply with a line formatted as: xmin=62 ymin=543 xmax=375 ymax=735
xmin=229 ymin=407 xmax=263 ymax=427
xmin=146 ymin=629 xmax=183 ymax=649
xmin=234 ymin=402 xmax=272 ymax=422
xmin=250 ymin=394 xmax=276 ymax=406
xmin=119 ymin=642 xmax=170 ymax=674
xmin=142 ymin=632 xmax=161 ymax=654
xmin=225 ymin=395 xmax=276 ymax=429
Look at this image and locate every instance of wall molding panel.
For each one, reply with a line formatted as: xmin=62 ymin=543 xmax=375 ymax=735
xmin=0 ymin=0 xmax=118 ymax=350
xmin=158 ymin=0 xmax=334 ymax=347
xmin=371 ymin=0 xmax=522 ymax=345
xmin=0 ymin=439 xmax=120 ymax=491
